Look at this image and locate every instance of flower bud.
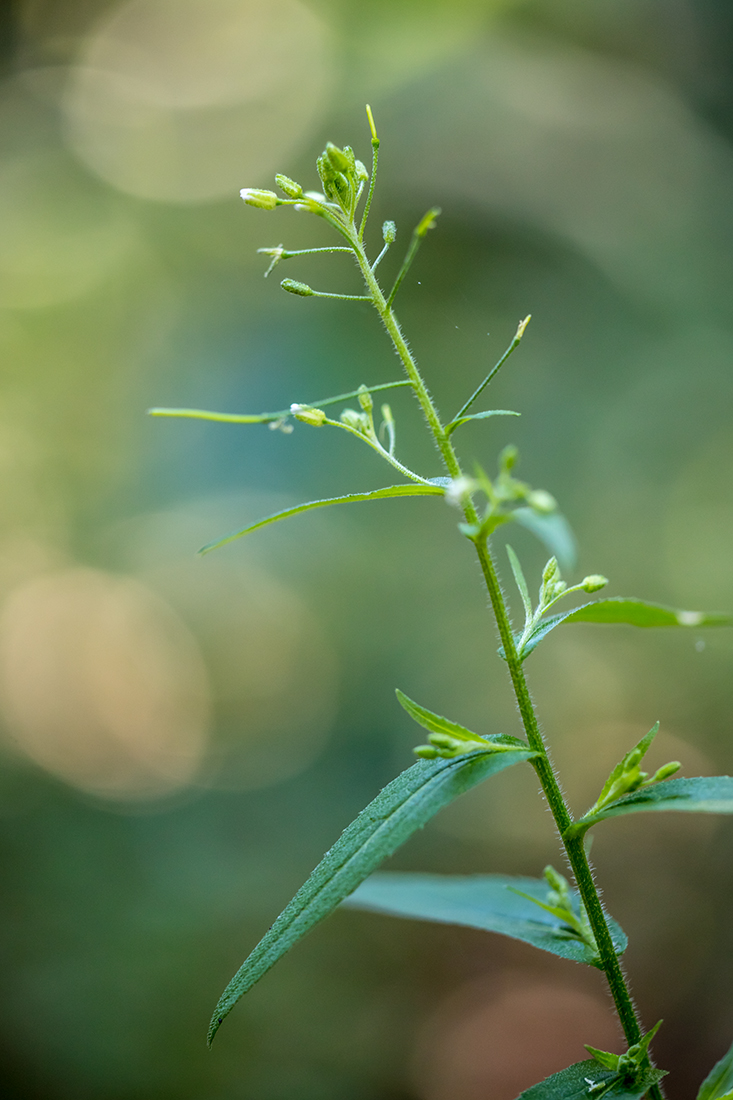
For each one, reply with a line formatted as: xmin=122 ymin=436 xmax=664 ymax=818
xmin=542 ymin=556 xmax=560 ymax=585
xmin=281 ymin=279 xmax=314 ymax=296
xmin=382 ymin=220 xmax=396 ymax=244
xmin=357 ymin=384 xmax=373 ymax=413
xmin=527 ymin=489 xmax=557 ymax=513
xmin=499 ymin=444 xmax=518 ymax=471
xmin=275 ymin=174 xmax=303 ymax=198
xmin=340 ymin=408 xmax=370 ymax=434
xmin=325 ymin=142 xmax=351 ymax=171
xmin=290 ymin=403 xmax=326 ymax=426
xmin=650 ymin=761 xmax=681 ymax=782
xmin=355 ymin=159 xmax=369 ymax=182
xmin=240 ymin=188 xmax=279 ymax=210
xmin=581 ymin=574 xmax=609 ymax=593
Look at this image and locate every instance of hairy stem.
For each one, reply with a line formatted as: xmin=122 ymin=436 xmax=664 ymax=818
xmin=352 ymin=224 xmax=662 ymax=1097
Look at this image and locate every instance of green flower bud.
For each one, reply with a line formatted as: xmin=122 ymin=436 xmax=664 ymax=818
xmin=382 ymin=220 xmax=396 ymax=244
xmin=281 ymin=279 xmax=314 ymax=296
xmin=325 ymin=142 xmax=351 ymax=171
xmin=340 ymin=408 xmax=370 ymax=434
xmin=527 ymin=489 xmax=557 ymax=513
xmin=355 ymin=159 xmax=369 ymax=182
xmin=499 ymin=444 xmax=518 ymax=471
xmin=357 ymin=384 xmax=373 ymax=413
xmin=275 ymin=174 xmax=303 ymax=198
xmin=650 ymin=761 xmax=681 ymax=782
xmin=542 ymin=556 xmax=560 ymax=585
xmin=290 ymin=404 xmax=326 ymax=426
xmin=581 ymin=574 xmax=609 ymax=593
xmin=240 ymin=188 xmax=279 ymax=210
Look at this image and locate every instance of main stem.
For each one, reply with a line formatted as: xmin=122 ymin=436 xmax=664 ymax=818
xmin=352 ymin=232 xmax=662 ymax=1095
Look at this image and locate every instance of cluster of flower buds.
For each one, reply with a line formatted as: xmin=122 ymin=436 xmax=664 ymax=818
xmin=413 ymin=730 xmax=492 ymax=759
xmin=540 ymin=556 xmax=567 ymax=606
xmin=316 ymin=142 xmax=369 ymax=216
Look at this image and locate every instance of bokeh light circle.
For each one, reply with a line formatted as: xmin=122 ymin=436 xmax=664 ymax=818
xmin=0 ymin=568 xmax=210 ymax=800
xmin=62 ymin=0 xmax=333 ymax=203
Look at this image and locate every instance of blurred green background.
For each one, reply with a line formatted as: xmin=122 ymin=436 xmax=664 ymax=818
xmin=1 ymin=1 xmax=733 ymax=1097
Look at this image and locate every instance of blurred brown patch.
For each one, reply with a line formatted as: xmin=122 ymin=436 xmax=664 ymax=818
xmin=412 ymin=973 xmax=621 ymax=1100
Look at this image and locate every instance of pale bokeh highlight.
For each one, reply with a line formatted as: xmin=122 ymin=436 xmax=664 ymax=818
xmin=62 ymin=0 xmax=333 ymax=203
xmin=0 ymin=568 xmax=210 ymax=799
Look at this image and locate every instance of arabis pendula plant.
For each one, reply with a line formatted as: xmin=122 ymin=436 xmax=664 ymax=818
xmin=151 ymin=108 xmax=733 ymax=1100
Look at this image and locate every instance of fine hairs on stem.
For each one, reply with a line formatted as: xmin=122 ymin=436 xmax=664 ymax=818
xmin=154 ymin=108 xmax=733 ymax=1100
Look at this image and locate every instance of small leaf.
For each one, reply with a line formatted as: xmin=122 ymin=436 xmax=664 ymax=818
xmin=208 ymin=747 xmax=536 ymax=1044
xmin=506 ymin=544 xmax=533 ymax=622
xmin=199 ymin=483 xmax=445 ymax=554
xmin=512 ymin=507 xmax=577 ymax=573
xmin=566 ymin=776 xmax=733 ymax=838
xmin=514 ymin=1060 xmax=666 ymax=1100
xmin=343 ymin=872 xmax=626 ymax=967
xmin=588 ymin=723 xmax=659 ymax=816
xmin=445 ymin=409 xmax=521 ymax=435
xmin=395 ymin=689 xmax=527 ymax=749
xmin=516 ymin=598 xmax=732 ymax=659
xmin=698 ymin=1037 xmax=733 ymax=1100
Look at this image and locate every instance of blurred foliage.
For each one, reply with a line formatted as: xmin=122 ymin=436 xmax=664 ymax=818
xmin=0 ymin=1 xmax=733 ymax=1098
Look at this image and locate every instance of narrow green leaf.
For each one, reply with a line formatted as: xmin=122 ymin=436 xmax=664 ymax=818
xmin=566 ymin=599 xmax=731 ymax=628
xmin=506 ymin=544 xmax=532 ymax=622
xmin=199 ymin=484 xmax=445 ymax=554
xmin=445 ymin=409 xmax=521 ymax=435
xmin=147 ymin=380 xmax=413 ymax=425
xmin=511 ymin=507 xmax=577 ymax=573
xmin=589 ymin=723 xmax=659 ymax=815
xmin=208 ymin=748 xmax=536 ymax=1044
xmin=698 ymin=1038 xmax=733 ymax=1100
xmin=517 ymin=598 xmax=732 ymax=659
xmin=395 ymin=689 xmax=526 ymax=748
xmin=343 ymin=872 xmax=626 ymax=967
xmin=148 ymin=407 xmax=281 ymax=424
xmin=566 ymin=776 xmax=733 ymax=838
xmin=515 ymin=1061 xmax=666 ymax=1100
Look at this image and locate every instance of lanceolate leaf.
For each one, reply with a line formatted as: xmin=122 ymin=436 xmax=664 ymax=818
xmin=698 ymin=1037 xmax=733 ymax=1100
xmin=445 ymin=409 xmax=521 ymax=435
xmin=207 ymin=747 xmax=536 ymax=1044
xmin=343 ymin=872 xmax=627 ymax=967
xmin=515 ymin=1060 xmax=666 ymax=1100
xmin=517 ymin=598 xmax=732 ymax=659
xmin=511 ymin=507 xmax=578 ymax=573
xmin=395 ymin=689 xmax=527 ymax=749
xmin=566 ymin=776 xmax=733 ymax=838
xmin=506 ymin=544 xmax=532 ymax=622
xmin=199 ymin=483 xmax=445 ymax=554
xmin=148 ymin=379 xmax=413 ymax=425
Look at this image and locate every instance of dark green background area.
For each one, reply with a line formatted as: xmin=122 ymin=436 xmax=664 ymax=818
xmin=1 ymin=2 xmax=733 ymax=1098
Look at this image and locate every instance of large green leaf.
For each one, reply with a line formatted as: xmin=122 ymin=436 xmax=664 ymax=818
xmin=199 ymin=483 xmax=445 ymax=554
xmin=518 ymin=598 xmax=731 ymax=658
xmin=343 ymin=872 xmax=626 ymax=967
xmin=566 ymin=776 xmax=733 ymax=838
xmin=208 ymin=747 xmax=536 ymax=1044
xmin=698 ymin=1037 xmax=733 ymax=1100
xmin=515 ymin=1060 xmax=666 ymax=1100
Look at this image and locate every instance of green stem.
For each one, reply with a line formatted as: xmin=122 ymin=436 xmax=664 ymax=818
xmin=351 ymin=223 xmax=663 ymax=1098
